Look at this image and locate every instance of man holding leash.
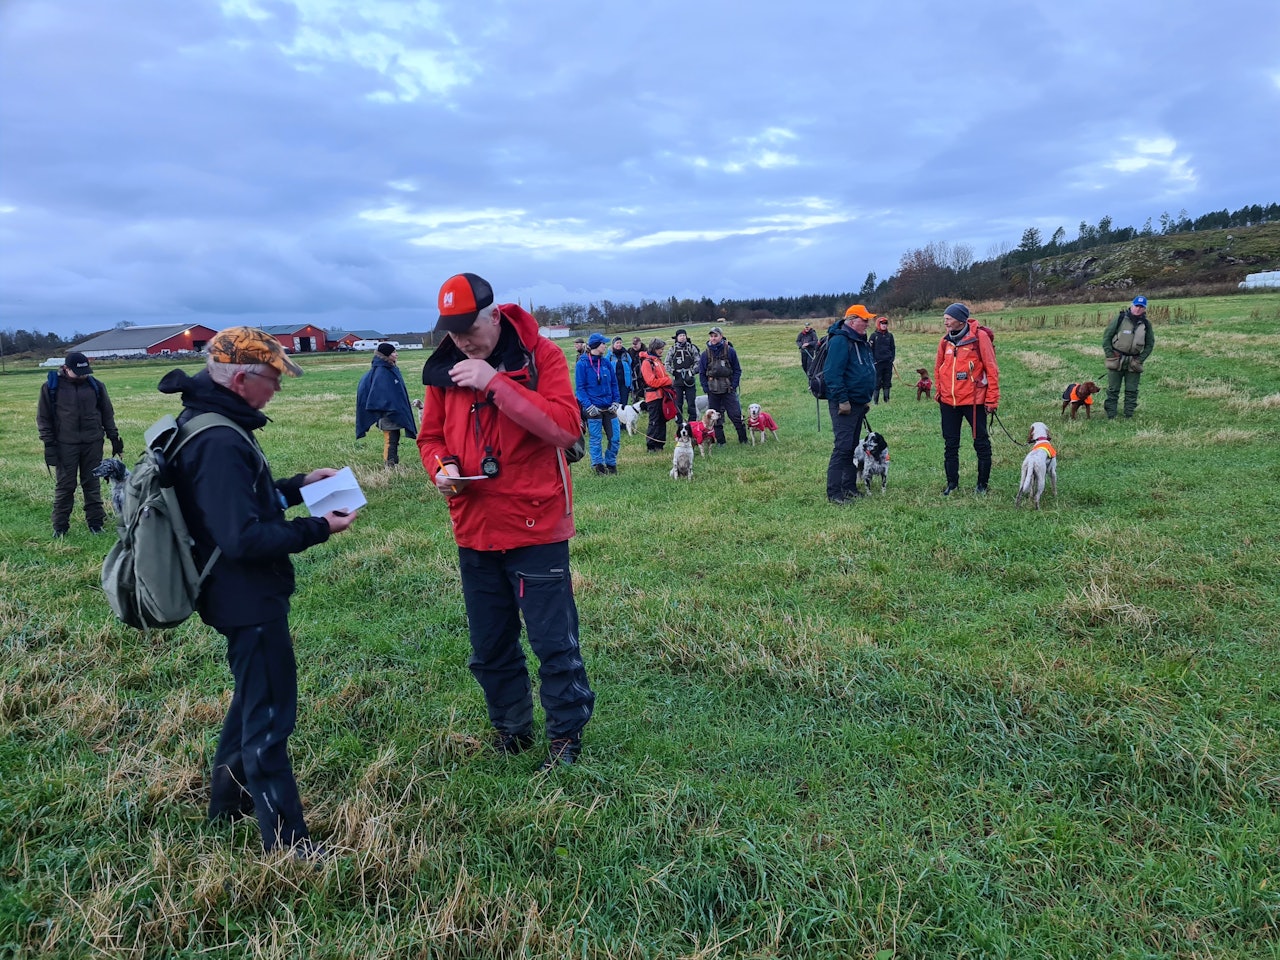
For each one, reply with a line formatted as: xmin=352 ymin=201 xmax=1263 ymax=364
xmin=418 ymin=273 xmax=595 ymax=772
xmin=796 ymin=322 xmax=819 ymax=376
xmin=36 ymin=351 xmax=123 ymax=537
xmin=1102 ymin=295 xmax=1155 ymax=419
xmin=158 ymin=327 xmax=358 ymax=858
xmin=698 ymin=327 xmax=748 ymax=444
xmin=935 ymin=302 xmax=1000 ymax=495
xmin=823 ymin=305 xmax=876 ymax=504
xmin=576 ymin=332 xmax=622 ymax=475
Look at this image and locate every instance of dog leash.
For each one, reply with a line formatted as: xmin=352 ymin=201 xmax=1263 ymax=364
xmin=989 ymin=409 xmax=1029 ymax=447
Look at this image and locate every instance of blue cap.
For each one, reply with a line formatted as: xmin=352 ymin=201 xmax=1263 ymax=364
xmin=587 ymin=332 xmax=608 ymax=349
xmin=1132 ymin=295 xmax=1147 ymax=308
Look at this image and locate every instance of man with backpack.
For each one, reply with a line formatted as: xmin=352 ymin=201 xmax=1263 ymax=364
xmin=698 ymin=327 xmax=748 ymax=444
xmin=1102 ymin=295 xmax=1155 ymax=419
xmin=823 ymin=305 xmax=876 ymax=504
xmin=796 ymin=322 xmax=819 ymax=376
xmin=36 ymin=351 xmax=123 ymax=537
xmin=156 ymin=327 xmax=357 ymax=859
xmin=665 ymin=328 xmax=700 ymax=425
xmin=935 ymin=303 xmax=1000 ymax=495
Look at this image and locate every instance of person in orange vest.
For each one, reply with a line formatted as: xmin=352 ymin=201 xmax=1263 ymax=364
xmin=934 ymin=303 xmax=1000 ymax=495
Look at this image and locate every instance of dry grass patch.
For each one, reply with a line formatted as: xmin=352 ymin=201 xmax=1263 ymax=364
xmin=1061 ymin=575 xmax=1160 ymax=641
xmin=1012 ymin=350 xmax=1065 ymax=373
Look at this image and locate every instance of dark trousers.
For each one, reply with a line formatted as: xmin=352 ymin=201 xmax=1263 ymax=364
xmin=208 ymin=618 xmax=310 ymax=851
xmin=709 ymin=391 xmax=747 ymax=443
xmin=939 ymin=403 xmax=992 ymax=486
xmin=827 ymin=401 xmax=867 ymax=500
xmin=382 ymin=429 xmax=401 ymax=465
xmin=458 ymin=541 xmax=595 ymax=741
xmin=800 ymin=350 xmax=813 ymax=375
xmin=874 ymin=362 xmax=893 ymax=403
xmin=52 ymin=439 xmax=105 ymax=532
xmin=645 ymin=398 xmax=666 ymax=450
xmin=673 ymin=381 xmax=698 ymax=425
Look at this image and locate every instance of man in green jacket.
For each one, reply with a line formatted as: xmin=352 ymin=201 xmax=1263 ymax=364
xmin=1102 ymin=295 xmax=1155 ymax=419
xmin=36 ymin=352 xmax=122 ymax=537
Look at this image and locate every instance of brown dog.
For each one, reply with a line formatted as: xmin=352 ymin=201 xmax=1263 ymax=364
xmin=915 ymin=368 xmax=933 ymax=401
xmin=1061 ymin=381 xmax=1099 ymax=419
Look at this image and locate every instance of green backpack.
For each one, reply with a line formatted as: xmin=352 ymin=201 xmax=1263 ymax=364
xmin=101 ymin=413 xmax=251 ymax=630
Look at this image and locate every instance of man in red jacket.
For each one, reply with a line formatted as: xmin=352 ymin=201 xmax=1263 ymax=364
xmin=418 ymin=273 xmax=595 ymax=772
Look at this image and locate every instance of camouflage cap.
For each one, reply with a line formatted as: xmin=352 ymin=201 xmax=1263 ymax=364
xmin=208 ymin=326 xmax=304 ymax=377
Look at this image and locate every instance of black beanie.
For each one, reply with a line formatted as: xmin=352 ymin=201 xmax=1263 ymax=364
xmin=376 ymin=342 xmax=396 ymax=356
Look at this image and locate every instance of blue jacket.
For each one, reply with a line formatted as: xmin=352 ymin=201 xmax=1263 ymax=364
xmin=823 ymin=320 xmax=875 ymax=405
xmin=576 ymin=352 xmax=620 ymax=410
xmin=356 ymin=355 xmax=418 ymax=438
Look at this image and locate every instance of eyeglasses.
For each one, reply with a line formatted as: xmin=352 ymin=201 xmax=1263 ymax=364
xmin=247 ymin=370 xmax=282 ymax=390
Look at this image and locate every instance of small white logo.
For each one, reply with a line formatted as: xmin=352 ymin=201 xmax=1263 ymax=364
xmin=443 ymin=292 xmax=454 ymax=307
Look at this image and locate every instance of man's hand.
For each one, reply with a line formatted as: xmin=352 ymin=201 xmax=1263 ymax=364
xmin=985 ymin=403 xmax=998 ymax=413
xmin=324 ymin=509 xmax=358 ymax=533
xmin=608 ymin=403 xmax=620 ymax=414
xmin=44 ymin=442 xmax=57 ymax=467
xmin=585 ymin=405 xmax=601 ymax=419
xmin=110 ymin=437 xmax=123 ymax=457
xmin=837 ymin=401 xmax=852 ymax=415
xmin=434 ymin=465 xmax=470 ymax=498
xmin=448 ymin=359 xmax=497 ymax=392
xmin=302 ymin=467 xmax=339 ymax=486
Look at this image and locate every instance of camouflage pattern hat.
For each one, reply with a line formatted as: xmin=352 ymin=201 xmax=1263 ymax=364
xmin=208 ymin=326 xmax=304 ymax=377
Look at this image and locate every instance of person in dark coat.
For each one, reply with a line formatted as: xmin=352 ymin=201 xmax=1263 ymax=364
xmin=796 ymin=322 xmax=819 ymax=375
xmin=824 ymin=306 xmax=877 ymax=504
xmin=158 ymin=327 xmax=357 ymax=858
xmin=698 ymin=327 xmax=748 ymax=443
xmin=35 ymin=351 xmax=123 ymax=537
xmin=868 ymin=316 xmax=896 ymax=403
xmin=356 ymin=342 xmax=419 ymax=467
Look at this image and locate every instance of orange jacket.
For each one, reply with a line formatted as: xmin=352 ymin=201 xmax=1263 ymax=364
xmin=639 ymin=351 xmax=672 ymax=402
xmin=417 ymin=304 xmax=580 ymax=551
xmin=935 ymin=321 xmax=1000 ymax=409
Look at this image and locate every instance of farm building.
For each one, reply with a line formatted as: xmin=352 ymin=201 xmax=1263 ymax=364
xmin=69 ymin=323 xmax=220 ymax=359
xmin=259 ymin=323 xmax=330 ymax=353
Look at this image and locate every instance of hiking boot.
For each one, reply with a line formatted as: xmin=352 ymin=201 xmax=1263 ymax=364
xmin=289 ymin=839 xmax=332 ymax=866
xmin=974 ymin=483 xmax=988 ymax=495
xmin=605 ymin=464 xmax=617 ymax=474
xmin=493 ymin=730 xmax=535 ymax=756
xmin=828 ymin=496 xmax=847 ymax=505
xmin=941 ymin=483 xmax=958 ymax=496
xmin=537 ymin=737 xmax=581 ymax=772
xmin=593 ymin=464 xmax=607 ymax=475
xmin=53 ymin=527 xmax=68 ymax=538
xmin=88 ymin=524 xmax=104 ymax=534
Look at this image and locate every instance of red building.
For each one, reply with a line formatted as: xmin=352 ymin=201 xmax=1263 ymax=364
xmin=71 ymin=323 xmax=221 ymax=359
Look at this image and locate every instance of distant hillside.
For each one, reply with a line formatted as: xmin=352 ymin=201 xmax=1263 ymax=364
xmin=1028 ymin=222 xmax=1280 ymax=295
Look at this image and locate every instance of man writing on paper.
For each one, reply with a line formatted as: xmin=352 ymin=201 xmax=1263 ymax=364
xmin=418 ymin=273 xmax=596 ymax=773
xmin=157 ymin=327 xmax=357 ymax=859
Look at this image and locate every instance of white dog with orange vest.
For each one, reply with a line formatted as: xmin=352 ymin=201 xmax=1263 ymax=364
xmin=1015 ymin=422 xmax=1057 ymax=509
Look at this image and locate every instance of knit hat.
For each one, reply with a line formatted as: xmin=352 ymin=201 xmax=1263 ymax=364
xmin=208 ymin=326 xmax=304 ymax=377
xmin=844 ymin=305 xmax=875 ymax=320
xmin=944 ymin=303 xmax=970 ymax=323
xmin=65 ymin=351 xmax=93 ymax=376
xmin=1132 ymin=295 xmax=1148 ymax=308
xmin=587 ymin=332 xmax=608 ymax=349
xmin=376 ymin=342 xmax=396 ymax=356
xmin=436 ymin=272 xmax=495 ymax=333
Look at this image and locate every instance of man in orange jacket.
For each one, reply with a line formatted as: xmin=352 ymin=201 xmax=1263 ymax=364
xmin=419 ymin=273 xmax=596 ymax=772
xmin=934 ymin=303 xmax=1000 ymax=495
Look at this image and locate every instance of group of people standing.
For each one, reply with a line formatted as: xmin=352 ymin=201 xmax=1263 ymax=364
xmin=817 ymin=294 xmax=1154 ymax=503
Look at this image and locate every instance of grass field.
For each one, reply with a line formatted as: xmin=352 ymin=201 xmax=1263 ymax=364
xmin=2 ymin=294 xmax=1279 ymax=959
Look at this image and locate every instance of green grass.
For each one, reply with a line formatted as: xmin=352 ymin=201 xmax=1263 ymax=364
xmin=3 ymin=294 xmax=1280 ymax=959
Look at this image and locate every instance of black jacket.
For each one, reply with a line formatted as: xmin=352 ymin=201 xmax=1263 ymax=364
xmin=37 ymin=372 xmax=120 ymax=447
xmin=157 ymin=369 xmax=330 ymax=631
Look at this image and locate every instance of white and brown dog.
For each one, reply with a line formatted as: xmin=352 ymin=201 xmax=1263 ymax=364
xmin=1015 ymin=422 xmax=1058 ymax=509
xmin=616 ymin=400 xmax=643 ymax=436
xmin=669 ymin=425 xmax=695 ymax=480
xmin=688 ymin=408 xmax=721 ymax=457
xmin=852 ymin=432 xmax=889 ymax=493
xmin=746 ymin=403 xmax=779 ymax=444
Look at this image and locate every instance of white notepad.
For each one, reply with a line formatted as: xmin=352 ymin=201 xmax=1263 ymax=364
xmin=300 ymin=467 xmax=367 ymax=516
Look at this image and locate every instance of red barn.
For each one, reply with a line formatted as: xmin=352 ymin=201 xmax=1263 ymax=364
xmin=261 ymin=324 xmax=329 ymax=354
xmin=70 ymin=323 xmax=221 ymax=359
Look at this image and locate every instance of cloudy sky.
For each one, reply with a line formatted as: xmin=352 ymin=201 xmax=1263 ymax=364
xmin=2 ymin=0 xmax=1277 ymax=340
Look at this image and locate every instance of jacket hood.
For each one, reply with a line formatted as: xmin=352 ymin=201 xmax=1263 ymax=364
xmin=422 ymin=303 xmax=539 ymax=390
xmin=157 ymin=368 xmax=268 ymax=431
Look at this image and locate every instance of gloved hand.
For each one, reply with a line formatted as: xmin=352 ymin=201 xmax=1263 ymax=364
xmin=608 ymin=403 xmax=620 ymax=414
xmin=111 ymin=437 xmax=123 ymax=457
xmin=985 ymin=404 xmax=998 ymax=413
xmin=44 ymin=442 xmax=58 ymax=467
xmin=1129 ymin=359 xmax=1144 ymax=373
xmin=585 ymin=405 xmax=601 ymax=418
xmin=837 ymin=401 xmax=852 ymax=416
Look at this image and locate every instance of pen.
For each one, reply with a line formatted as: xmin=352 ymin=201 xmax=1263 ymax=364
xmin=435 ymin=455 xmax=458 ymax=494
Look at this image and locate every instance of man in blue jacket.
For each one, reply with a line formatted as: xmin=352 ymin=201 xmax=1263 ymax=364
xmin=158 ymin=327 xmax=358 ymax=859
xmin=575 ymin=332 xmax=621 ymax=475
xmin=824 ymin=305 xmax=877 ymax=503
xmin=356 ymin=342 xmax=419 ymax=467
